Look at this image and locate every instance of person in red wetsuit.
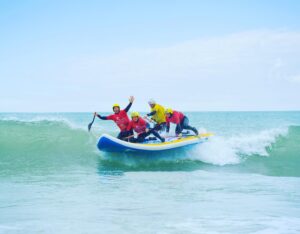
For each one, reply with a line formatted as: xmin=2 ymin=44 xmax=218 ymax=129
xmin=127 ymin=112 xmax=165 ymax=143
xmin=94 ymin=96 xmax=134 ymax=140
xmin=165 ymin=108 xmax=199 ymax=136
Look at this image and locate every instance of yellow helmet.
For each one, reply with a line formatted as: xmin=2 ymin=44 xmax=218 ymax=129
xmin=131 ymin=111 xmax=140 ymax=118
xmin=165 ymin=108 xmax=173 ymax=114
xmin=112 ymin=104 xmax=120 ymax=109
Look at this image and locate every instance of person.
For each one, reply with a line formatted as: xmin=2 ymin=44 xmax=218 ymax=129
xmin=145 ymin=99 xmax=166 ymax=131
xmin=165 ymin=108 xmax=199 ymax=136
xmin=94 ymin=96 xmax=134 ymax=140
xmin=127 ymin=112 xmax=165 ymax=143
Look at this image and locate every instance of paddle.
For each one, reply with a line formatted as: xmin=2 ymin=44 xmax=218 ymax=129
xmin=124 ymin=131 xmax=146 ymax=141
xmin=88 ymin=114 xmax=96 ymax=131
xmin=143 ymin=116 xmax=155 ymax=123
xmin=165 ymin=132 xmax=214 ymax=138
xmin=123 ymin=128 xmax=159 ymax=142
xmin=124 ymin=134 xmax=135 ymax=141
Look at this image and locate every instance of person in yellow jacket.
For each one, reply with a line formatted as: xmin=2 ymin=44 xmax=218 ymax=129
xmin=145 ymin=99 xmax=166 ymax=131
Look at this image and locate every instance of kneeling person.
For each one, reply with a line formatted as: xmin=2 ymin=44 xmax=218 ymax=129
xmin=165 ymin=108 xmax=198 ymax=136
xmin=128 ymin=112 xmax=165 ymax=143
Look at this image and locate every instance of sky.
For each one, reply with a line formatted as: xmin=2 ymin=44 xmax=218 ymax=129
xmin=1 ymin=0 xmax=300 ymax=112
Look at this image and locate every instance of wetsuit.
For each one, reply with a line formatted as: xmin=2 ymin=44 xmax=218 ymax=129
xmin=96 ymin=102 xmax=133 ymax=140
xmin=127 ymin=117 xmax=165 ymax=143
xmin=166 ymin=111 xmax=198 ymax=136
xmin=147 ymin=104 xmax=166 ymax=131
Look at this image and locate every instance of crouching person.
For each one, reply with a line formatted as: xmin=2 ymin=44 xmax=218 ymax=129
xmin=127 ymin=112 xmax=165 ymax=143
xmin=165 ymin=108 xmax=199 ymax=136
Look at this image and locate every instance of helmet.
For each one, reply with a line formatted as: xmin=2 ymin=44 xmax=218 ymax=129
xmin=165 ymin=108 xmax=173 ymax=114
xmin=148 ymin=99 xmax=156 ymax=105
xmin=131 ymin=112 xmax=140 ymax=118
xmin=112 ymin=104 xmax=120 ymax=109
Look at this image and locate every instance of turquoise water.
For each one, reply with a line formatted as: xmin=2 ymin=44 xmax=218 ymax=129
xmin=0 ymin=112 xmax=300 ymax=233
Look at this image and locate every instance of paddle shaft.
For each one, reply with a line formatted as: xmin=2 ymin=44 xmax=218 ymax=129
xmin=143 ymin=116 xmax=156 ymax=123
xmin=124 ymin=130 xmax=147 ymax=140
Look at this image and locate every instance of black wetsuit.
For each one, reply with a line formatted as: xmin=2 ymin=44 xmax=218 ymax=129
xmin=130 ymin=128 xmax=165 ymax=143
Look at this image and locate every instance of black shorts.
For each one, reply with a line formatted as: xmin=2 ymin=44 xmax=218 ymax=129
xmin=117 ymin=130 xmax=133 ymax=140
xmin=153 ymin=122 xmax=166 ymax=132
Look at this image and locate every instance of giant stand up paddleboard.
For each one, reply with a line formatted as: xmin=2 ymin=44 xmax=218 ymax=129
xmin=97 ymin=133 xmax=213 ymax=153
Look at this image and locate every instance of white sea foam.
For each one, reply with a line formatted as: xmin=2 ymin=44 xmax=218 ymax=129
xmin=0 ymin=115 xmax=86 ymax=130
xmin=190 ymin=127 xmax=289 ymax=166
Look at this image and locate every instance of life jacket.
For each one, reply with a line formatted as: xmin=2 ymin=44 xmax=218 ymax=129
xmin=127 ymin=117 xmax=148 ymax=134
xmin=106 ymin=110 xmax=130 ymax=131
xmin=166 ymin=111 xmax=184 ymax=125
xmin=151 ymin=104 xmax=166 ymax=124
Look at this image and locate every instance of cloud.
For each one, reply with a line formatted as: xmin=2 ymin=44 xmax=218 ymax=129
xmin=61 ymin=30 xmax=300 ymax=111
xmin=69 ymin=30 xmax=300 ymax=80
xmin=288 ymin=74 xmax=300 ymax=83
xmin=2 ymin=30 xmax=300 ymax=111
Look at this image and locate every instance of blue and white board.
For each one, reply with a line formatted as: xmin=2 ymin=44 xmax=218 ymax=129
xmin=97 ymin=133 xmax=213 ymax=153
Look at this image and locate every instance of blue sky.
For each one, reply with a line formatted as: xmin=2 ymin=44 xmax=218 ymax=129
xmin=1 ymin=0 xmax=300 ymax=111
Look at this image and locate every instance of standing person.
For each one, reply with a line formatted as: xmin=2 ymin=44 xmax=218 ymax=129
xmin=127 ymin=112 xmax=165 ymax=143
xmin=145 ymin=99 xmax=166 ymax=131
xmin=165 ymin=108 xmax=199 ymax=136
xmin=94 ymin=96 xmax=134 ymax=140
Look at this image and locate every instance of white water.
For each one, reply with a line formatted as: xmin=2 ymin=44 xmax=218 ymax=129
xmin=190 ymin=127 xmax=289 ymax=166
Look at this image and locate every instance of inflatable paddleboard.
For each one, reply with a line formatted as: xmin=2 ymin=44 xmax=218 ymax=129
xmin=97 ymin=133 xmax=213 ymax=153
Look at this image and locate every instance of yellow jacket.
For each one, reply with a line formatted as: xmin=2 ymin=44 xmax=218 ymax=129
xmin=150 ymin=104 xmax=166 ymax=124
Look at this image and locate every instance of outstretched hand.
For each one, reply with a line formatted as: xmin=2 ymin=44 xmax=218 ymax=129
xmin=129 ymin=96 xmax=135 ymax=103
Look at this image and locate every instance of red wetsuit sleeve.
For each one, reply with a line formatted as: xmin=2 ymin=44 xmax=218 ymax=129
xmin=106 ymin=114 xmax=115 ymax=121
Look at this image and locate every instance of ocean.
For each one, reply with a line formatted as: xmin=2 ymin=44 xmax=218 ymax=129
xmin=0 ymin=112 xmax=300 ymax=234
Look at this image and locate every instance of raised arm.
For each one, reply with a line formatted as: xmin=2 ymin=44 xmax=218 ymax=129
xmin=124 ymin=96 xmax=135 ymax=112
xmin=124 ymin=102 xmax=132 ymax=113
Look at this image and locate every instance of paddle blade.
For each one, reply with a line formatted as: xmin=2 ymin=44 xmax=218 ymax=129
xmin=88 ymin=115 xmax=96 ymax=131
xmin=88 ymin=122 xmax=92 ymax=131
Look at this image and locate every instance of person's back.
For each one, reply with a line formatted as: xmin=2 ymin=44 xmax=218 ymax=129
xmin=151 ymin=103 xmax=166 ymax=124
xmin=146 ymin=99 xmax=167 ymax=132
xmin=165 ymin=108 xmax=198 ymax=136
xmin=166 ymin=110 xmax=184 ymax=125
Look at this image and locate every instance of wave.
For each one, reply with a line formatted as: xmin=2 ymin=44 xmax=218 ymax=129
xmin=0 ymin=118 xmax=299 ymax=177
xmin=190 ymin=127 xmax=289 ymax=166
xmin=0 ymin=119 xmax=99 ymax=176
xmin=0 ymin=115 xmax=85 ymax=130
xmin=98 ymin=126 xmax=300 ymax=177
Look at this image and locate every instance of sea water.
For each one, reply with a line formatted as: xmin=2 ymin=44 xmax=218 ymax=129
xmin=0 ymin=112 xmax=300 ymax=234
